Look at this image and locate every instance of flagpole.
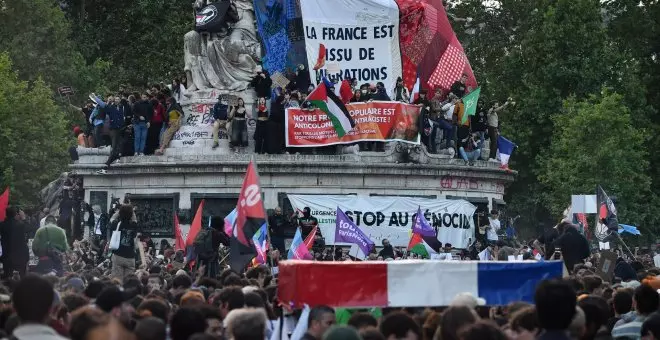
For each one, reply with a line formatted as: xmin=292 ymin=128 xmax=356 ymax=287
xmin=251 ymin=156 xmax=276 ymax=270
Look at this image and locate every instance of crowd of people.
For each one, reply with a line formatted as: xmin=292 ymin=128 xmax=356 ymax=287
xmin=70 ymin=65 xmax=514 ymax=164
xmin=2 ymin=197 xmax=660 ymax=340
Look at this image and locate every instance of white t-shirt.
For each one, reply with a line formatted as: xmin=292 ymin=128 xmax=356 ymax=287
xmin=488 ymin=110 xmax=498 ymax=128
xmin=39 ymin=217 xmax=47 ymax=228
xmin=654 ymin=254 xmax=660 ymax=268
xmin=487 ymin=218 xmax=500 ymax=241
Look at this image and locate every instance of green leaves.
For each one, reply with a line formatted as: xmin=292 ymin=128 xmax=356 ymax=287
xmin=539 ymin=92 xmax=655 ymax=238
xmin=0 ymin=54 xmax=72 ymax=205
xmin=448 ymin=0 xmax=660 ymax=237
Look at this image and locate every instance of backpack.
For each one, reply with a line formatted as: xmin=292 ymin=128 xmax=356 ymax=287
xmin=194 ymin=229 xmax=215 ymax=260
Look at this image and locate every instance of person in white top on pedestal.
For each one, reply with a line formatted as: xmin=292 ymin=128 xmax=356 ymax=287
xmin=487 ymin=210 xmax=501 ymax=244
xmin=654 ymin=250 xmax=660 ymax=268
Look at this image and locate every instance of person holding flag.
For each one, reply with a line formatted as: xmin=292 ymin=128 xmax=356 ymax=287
xmin=288 ymin=227 xmax=312 ymax=260
xmin=408 ymin=207 xmax=443 ymax=259
xmin=334 ymin=208 xmax=375 ymax=258
xmin=306 ymin=77 xmax=355 ymax=138
xmin=251 ymin=223 xmax=269 ymax=265
xmin=230 ymin=160 xmax=267 ymax=272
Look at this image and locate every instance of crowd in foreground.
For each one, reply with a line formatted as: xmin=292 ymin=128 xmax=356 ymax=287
xmin=2 ymin=243 xmax=660 ymax=340
xmin=70 ymin=64 xmax=513 ymax=165
xmin=3 ymin=202 xmax=660 ymax=340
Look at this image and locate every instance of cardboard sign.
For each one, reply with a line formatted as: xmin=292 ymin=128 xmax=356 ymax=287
xmin=597 ymin=250 xmax=618 ymax=282
xmin=270 ymin=71 xmax=290 ymax=89
xmin=58 ymin=86 xmax=74 ymax=96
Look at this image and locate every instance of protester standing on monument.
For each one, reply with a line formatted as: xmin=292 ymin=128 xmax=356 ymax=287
xmin=487 ymin=100 xmax=512 ymax=162
xmin=146 ymin=97 xmax=167 ymax=155
xmin=211 ymin=95 xmax=229 ymax=149
xmin=294 ymin=64 xmax=311 ymax=94
xmin=132 ymin=93 xmax=153 ymax=156
xmin=250 ymin=68 xmax=273 ymax=112
xmin=391 ymin=77 xmax=410 ymax=102
xmin=171 ymin=78 xmax=187 ymax=103
xmin=229 ymin=97 xmax=249 ymax=151
xmin=266 ymin=89 xmax=286 ymax=154
xmin=254 ymin=97 xmax=269 ymax=154
xmin=155 ymin=97 xmax=183 ymax=156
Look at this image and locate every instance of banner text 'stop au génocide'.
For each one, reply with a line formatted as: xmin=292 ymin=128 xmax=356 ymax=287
xmin=287 ymin=195 xmax=477 ymax=250
xmin=286 ymin=101 xmax=421 ymax=147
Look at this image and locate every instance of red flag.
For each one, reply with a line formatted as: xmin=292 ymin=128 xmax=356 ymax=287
xmin=0 ymin=188 xmax=8 ymax=222
xmin=396 ymin=0 xmax=477 ymax=92
xmin=234 ymin=161 xmax=267 ymax=247
xmin=313 ymin=43 xmax=327 ymax=70
xmin=174 ymin=213 xmax=185 ymax=251
xmin=304 ymin=226 xmax=317 ymax=250
xmin=338 ymin=80 xmax=353 ymax=104
xmin=186 ymin=199 xmax=205 ymax=247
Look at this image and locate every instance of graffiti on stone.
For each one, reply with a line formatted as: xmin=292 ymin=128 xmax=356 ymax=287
xmin=440 ymin=176 xmax=505 ymax=194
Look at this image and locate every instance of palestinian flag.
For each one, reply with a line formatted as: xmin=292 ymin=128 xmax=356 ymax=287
xmin=307 ymin=78 xmax=356 ymax=137
xmin=407 ymin=232 xmax=442 ymax=258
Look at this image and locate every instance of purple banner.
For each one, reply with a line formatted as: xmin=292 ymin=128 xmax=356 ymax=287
xmin=335 ymin=208 xmax=375 ymax=255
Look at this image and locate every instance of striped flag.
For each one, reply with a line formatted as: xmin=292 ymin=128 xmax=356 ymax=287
xmin=303 ymin=225 xmax=317 ymax=250
xmin=288 ymin=228 xmax=312 ymax=260
xmin=252 ymin=223 xmax=269 ymax=264
xmin=224 ymin=208 xmax=237 ymax=236
xmin=307 ymin=78 xmax=355 ymax=137
xmin=497 ymin=136 xmax=517 ymax=169
xmin=277 ymin=261 xmax=563 ymax=307
xmin=186 ymin=200 xmax=205 ymax=247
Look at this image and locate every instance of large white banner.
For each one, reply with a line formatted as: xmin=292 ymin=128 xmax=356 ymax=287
xmin=300 ymin=0 xmax=403 ymax=92
xmin=287 ymin=195 xmax=476 ymax=249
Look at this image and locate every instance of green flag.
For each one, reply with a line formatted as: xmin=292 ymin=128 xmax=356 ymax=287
xmin=460 ymin=86 xmax=481 ymax=124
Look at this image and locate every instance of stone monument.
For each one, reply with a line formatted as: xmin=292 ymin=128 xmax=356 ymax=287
xmin=179 ymin=0 xmax=262 ymax=151
xmin=184 ymin=0 xmax=262 ymax=92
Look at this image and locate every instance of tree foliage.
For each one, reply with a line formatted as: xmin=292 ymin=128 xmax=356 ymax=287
xmin=538 ymin=92 xmax=654 ymax=229
xmin=0 ymin=54 xmax=72 ymax=205
xmin=0 ymin=0 xmax=109 ymax=104
xmin=62 ymin=0 xmax=192 ymax=88
xmin=448 ymin=0 xmax=660 ymax=236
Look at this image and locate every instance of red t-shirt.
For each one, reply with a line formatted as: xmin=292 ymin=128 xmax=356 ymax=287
xmin=152 ymin=103 xmax=165 ymax=123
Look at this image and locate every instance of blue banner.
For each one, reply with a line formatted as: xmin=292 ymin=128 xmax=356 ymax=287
xmin=253 ymin=0 xmax=308 ymax=74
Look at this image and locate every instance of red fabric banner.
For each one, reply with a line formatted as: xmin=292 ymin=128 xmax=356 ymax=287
xmin=286 ymin=101 xmax=422 ymax=147
xmin=0 ymin=188 xmax=8 ymax=222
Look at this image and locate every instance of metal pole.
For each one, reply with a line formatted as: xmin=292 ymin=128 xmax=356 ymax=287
xmin=614 ymin=231 xmax=637 ymax=260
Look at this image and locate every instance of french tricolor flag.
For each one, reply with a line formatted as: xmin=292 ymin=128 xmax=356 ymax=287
xmin=278 ymin=261 xmax=563 ymax=307
xmin=497 ymin=135 xmax=517 ymax=169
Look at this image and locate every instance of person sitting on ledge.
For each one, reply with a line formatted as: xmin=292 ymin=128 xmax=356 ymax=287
xmin=155 ymin=97 xmax=183 ymax=155
xmin=459 ymin=132 xmax=482 ymax=166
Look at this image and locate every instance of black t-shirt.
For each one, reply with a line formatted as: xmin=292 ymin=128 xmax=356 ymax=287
xmin=450 ymin=81 xmax=467 ymax=98
xmin=538 ymin=228 xmax=560 ymax=260
xmin=471 ymin=109 xmax=488 ymax=132
xmin=298 ymin=216 xmax=318 ymax=239
xmin=111 ymin=220 xmax=139 ymax=259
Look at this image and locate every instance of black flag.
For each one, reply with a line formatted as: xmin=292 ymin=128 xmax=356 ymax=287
xmin=595 ymin=185 xmax=618 ymax=241
xmin=195 ymin=1 xmax=238 ymax=33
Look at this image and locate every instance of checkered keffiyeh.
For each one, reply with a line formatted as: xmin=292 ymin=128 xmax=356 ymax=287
xmin=396 ymin=0 xmax=477 ymax=92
